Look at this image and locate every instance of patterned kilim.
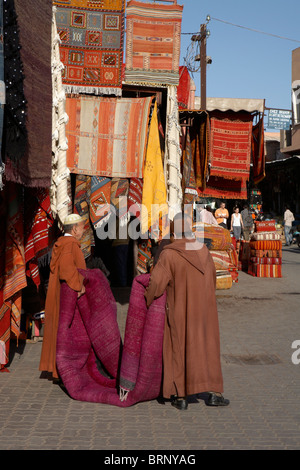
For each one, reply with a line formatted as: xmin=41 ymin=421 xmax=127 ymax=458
xmin=110 ymin=177 xmax=129 ymax=223
xmin=65 ymin=95 xmax=152 ymax=177
xmin=137 ymin=239 xmax=152 ymax=274
xmin=74 ymin=174 xmax=95 ymax=258
xmin=193 ymin=223 xmax=232 ymax=251
xmin=128 ymin=178 xmax=143 ymax=217
xmin=209 ymin=117 xmax=252 ymax=181
xmin=53 ymin=0 xmax=125 ymax=95
xmin=125 ymin=0 xmax=183 ymax=86
xmin=198 ymin=175 xmax=248 ymax=200
xmin=90 ymin=176 xmax=112 ymax=228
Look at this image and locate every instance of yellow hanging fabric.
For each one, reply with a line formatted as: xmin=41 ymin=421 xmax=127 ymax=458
xmin=141 ymin=101 xmax=167 ymax=235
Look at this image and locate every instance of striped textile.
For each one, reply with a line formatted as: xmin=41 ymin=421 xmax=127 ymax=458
xmin=254 ymin=220 xmax=276 ymax=232
xmin=251 ymin=231 xmax=280 ymax=241
xmin=24 ymin=189 xmax=55 ymax=287
xmin=249 ymin=240 xmax=282 ymax=251
xmin=65 ymin=95 xmax=152 ymax=178
xmin=248 ymin=263 xmax=282 ymax=278
xmin=125 ymin=0 xmax=183 ymax=86
xmin=250 ymin=249 xmax=282 ymax=258
xmin=250 ymin=257 xmax=282 ymax=265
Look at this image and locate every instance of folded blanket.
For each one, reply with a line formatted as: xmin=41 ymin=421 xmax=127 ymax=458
xmin=56 ymin=269 xmax=166 ymax=406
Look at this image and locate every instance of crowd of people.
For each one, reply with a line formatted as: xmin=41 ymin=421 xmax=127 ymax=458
xmin=194 ymin=199 xmax=254 ymax=241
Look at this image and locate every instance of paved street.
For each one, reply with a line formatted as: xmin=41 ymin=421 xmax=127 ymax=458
xmin=1 ymin=245 xmax=300 ymax=451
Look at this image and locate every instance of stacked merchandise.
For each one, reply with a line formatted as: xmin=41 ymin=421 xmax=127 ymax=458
xmin=248 ymin=220 xmax=282 ymax=277
xmin=193 ymin=223 xmax=239 ymax=289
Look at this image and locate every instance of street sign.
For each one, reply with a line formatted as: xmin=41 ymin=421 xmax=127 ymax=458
xmin=267 ymin=109 xmax=292 ymax=130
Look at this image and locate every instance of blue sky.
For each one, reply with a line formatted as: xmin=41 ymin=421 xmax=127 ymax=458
xmin=179 ymin=0 xmax=300 ymax=114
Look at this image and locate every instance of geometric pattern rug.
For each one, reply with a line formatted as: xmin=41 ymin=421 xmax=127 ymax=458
xmin=54 ymin=0 xmax=125 ymax=95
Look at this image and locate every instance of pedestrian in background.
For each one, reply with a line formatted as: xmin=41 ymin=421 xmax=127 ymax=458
xmin=230 ymin=206 xmax=244 ymax=241
xmin=215 ymin=201 xmax=229 ymax=229
xmin=283 ymin=205 xmax=295 ymax=246
xmin=241 ymin=204 xmax=253 ymax=241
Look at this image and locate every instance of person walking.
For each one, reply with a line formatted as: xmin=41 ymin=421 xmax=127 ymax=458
xmin=145 ymin=212 xmax=229 ymax=410
xmin=241 ymin=204 xmax=253 ymax=241
xmin=39 ymin=213 xmax=86 ymax=380
xmin=283 ymin=205 xmax=295 ymax=246
xmin=215 ymin=201 xmax=229 ymax=229
xmin=230 ymin=206 xmax=244 ymax=241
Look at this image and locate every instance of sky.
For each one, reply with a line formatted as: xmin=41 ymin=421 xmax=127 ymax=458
xmin=178 ymin=0 xmax=300 ymax=128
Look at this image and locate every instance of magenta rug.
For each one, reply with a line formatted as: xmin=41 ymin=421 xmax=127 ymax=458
xmin=56 ymin=269 xmax=166 ymax=406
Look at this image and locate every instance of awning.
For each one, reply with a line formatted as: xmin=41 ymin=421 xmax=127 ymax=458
xmin=194 ymin=96 xmax=265 ymax=113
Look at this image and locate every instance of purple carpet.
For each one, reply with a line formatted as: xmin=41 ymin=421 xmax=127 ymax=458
xmin=56 ymin=269 xmax=166 ymax=406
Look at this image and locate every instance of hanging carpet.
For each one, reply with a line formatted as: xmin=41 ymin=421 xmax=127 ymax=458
xmin=5 ymin=0 xmax=52 ymax=188
xmin=73 ymin=174 xmax=95 ymax=259
xmin=53 ymin=0 xmax=125 ymax=95
xmin=209 ymin=116 xmax=252 ymax=182
xmin=56 ymin=269 xmax=166 ymax=405
xmin=125 ymin=0 xmax=183 ymax=86
xmin=198 ymin=175 xmax=248 ymax=200
xmin=65 ymin=95 xmax=152 ymax=178
xmin=252 ymin=117 xmax=265 ymax=184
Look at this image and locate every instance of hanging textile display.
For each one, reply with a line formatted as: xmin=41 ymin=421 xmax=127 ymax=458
xmin=189 ymin=111 xmax=210 ymax=191
xmin=2 ymin=0 xmax=27 ymax=170
xmin=24 ymin=189 xmax=55 ymax=288
xmin=89 ymin=176 xmax=112 ymax=229
xmin=0 ymin=183 xmax=27 ymax=371
xmin=5 ymin=0 xmax=52 ymax=188
xmin=125 ymin=0 xmax=183 ymax=87
xmin=141 ymin=101 xmax=167 ymax=234
xmin=177 ymin=66 xmax=191 ymax=110
xmin=51 ymin=7 xmax=71 ymax=228
xmin=128 ymin=178 xmax=143 ymax=218
xmin=198 ymin=175 xmax=248 ymax=200
xmin=65 ymin=95 xmax=152 ymax=178
xmin=208 ymin=116 xmax=252 ymax=182
xmin=252 ymin=117 xmax=265 ymax=184
xmin=53 ymin=0 xmax=125 ymax=96
xmin=110 ymin=177 xmax=130 ymax=226
xmin=0 ymin=0 xmax=5 ymax=190
xmin=73 ymin=174 xmax=95 ymax=259
xmin=164 ymin=86 xmax=182 ymax=219
xmin=181 ymin=127 xmax=198 ymax=205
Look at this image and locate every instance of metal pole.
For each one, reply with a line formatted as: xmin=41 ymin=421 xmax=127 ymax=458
xmin=200 ymin=23 xmax=206 ymax=110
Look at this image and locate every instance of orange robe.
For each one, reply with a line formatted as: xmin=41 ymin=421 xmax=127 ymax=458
xmin=145 ymin=238 xmax=224 ymax=399
xmin=39 ymin=235 xmax=86 ymax=379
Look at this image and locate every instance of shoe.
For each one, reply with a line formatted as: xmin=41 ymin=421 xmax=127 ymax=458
xmin=206 ymin=393 xmax=230 ymax=407
xmin=171 ymin=397 xmax=188 ymax=410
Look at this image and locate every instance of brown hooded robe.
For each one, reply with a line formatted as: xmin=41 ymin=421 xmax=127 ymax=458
xmin=39 ymin=236 xmax=86 ymax=378
xmin=145 ymin=238 xmax=224 ymax=398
